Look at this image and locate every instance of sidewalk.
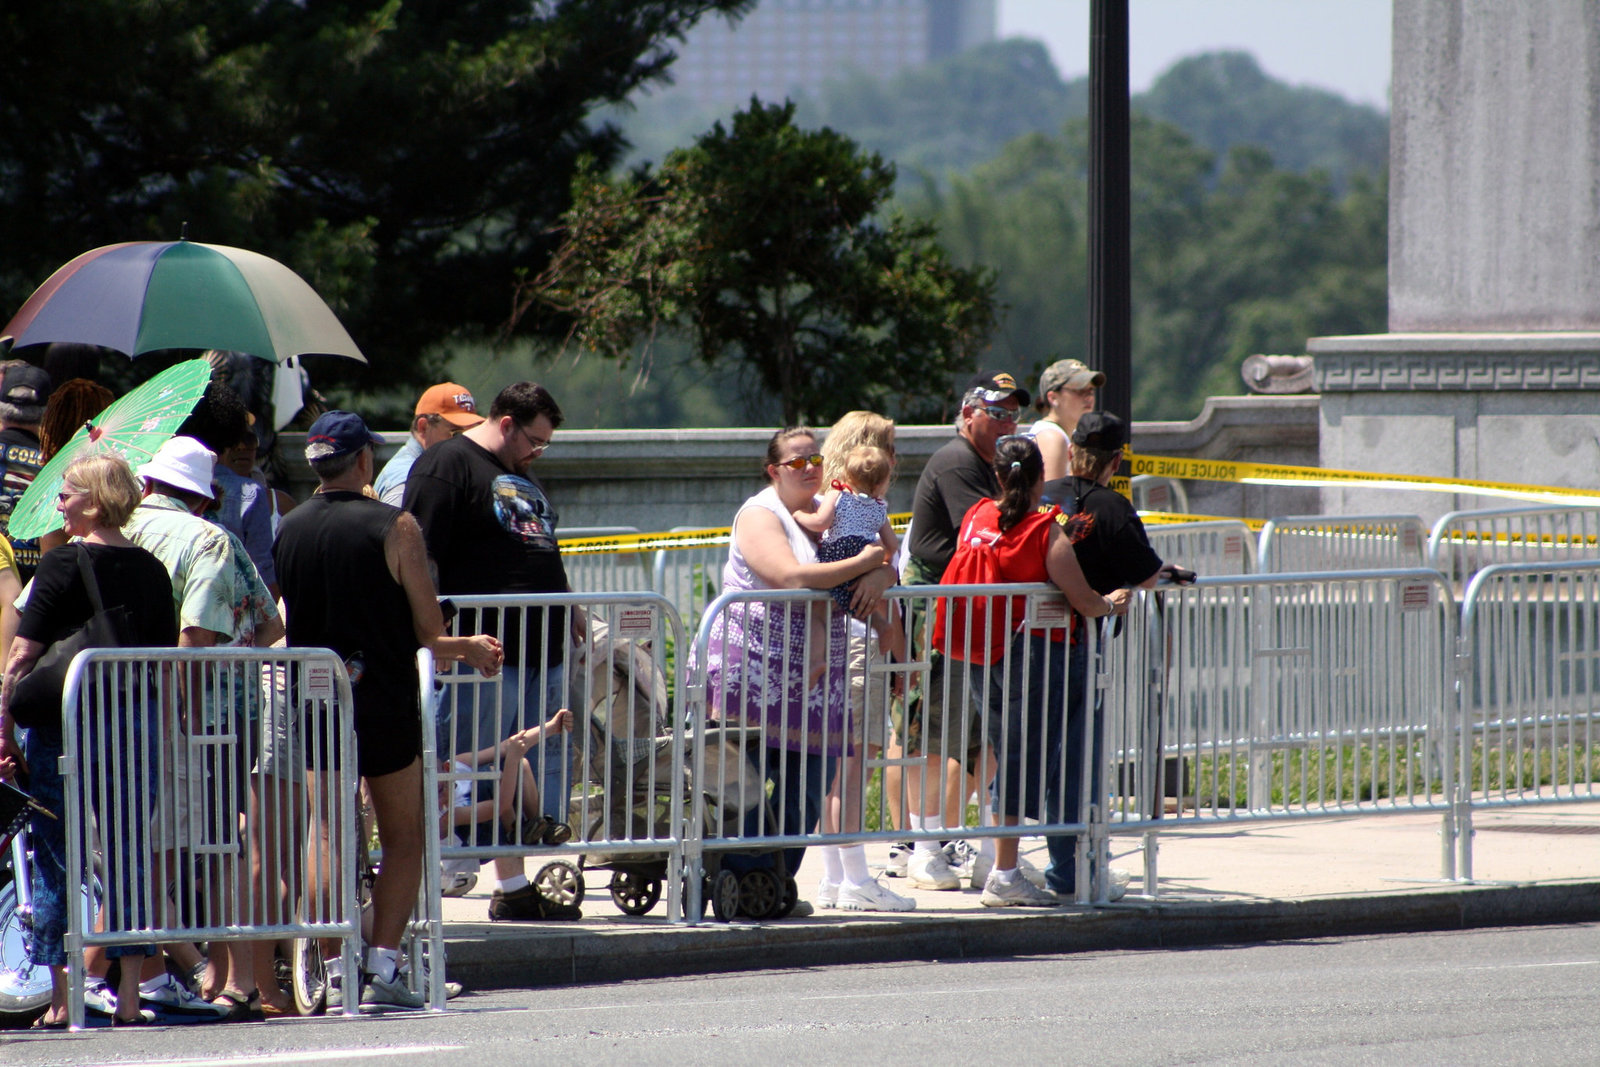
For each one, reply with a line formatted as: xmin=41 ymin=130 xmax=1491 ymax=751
xmin=438 ymin=802 xmax=1600 ymax=990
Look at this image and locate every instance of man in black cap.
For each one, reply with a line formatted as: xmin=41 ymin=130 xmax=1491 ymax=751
xmin=275 ymin=410 xmax=505 ymax=1008
xmin=891 ymin=370 xmax=1031 ymax=892
xmin=0 ymin=363 xmax=51 ymax=579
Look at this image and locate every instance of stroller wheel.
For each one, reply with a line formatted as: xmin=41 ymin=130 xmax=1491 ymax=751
xmin=710 ymin=870 xmax=740 ymax=922
xmin=737 ymin=869 xmax=782 ymax=920
xmin=533 ymin=860 xmax=586 ymax=908
xmin=772 ymin=875 xmax=799 ymax=919
xmin=608 ymin=871 xmax=661 ymax=916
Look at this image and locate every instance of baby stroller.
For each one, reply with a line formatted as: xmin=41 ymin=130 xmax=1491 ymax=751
xmin=536 ymin=618 xmax=776 ymax=920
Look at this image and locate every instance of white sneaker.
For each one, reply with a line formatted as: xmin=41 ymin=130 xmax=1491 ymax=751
xmin=883 ymin=842 xmax=912 ymax=878
xmin=139 ymin=972 xmax=232 ymax=1016
xmin=942 ymin=840 xmax=978 ymax=880
xmin=816 ymin=877 xmax=841 ymax=908
xmin=441 ymin=870 xmax=478 ymax=897
xmin=836 ymin=877 xmax=916 ymax=912
xmin=906 ymin=849 xmax=960 ymax=890
xmin=84 ymin=976 xmax=118 ymax=1016
xmin=980 ymin=872 xmax=1060 ymax=908
xmin=968 ymin=850 xmax=993 ymax=889
xmin=1017 ymin=855 xmax=1047 ymax=889
xmin=360 ymin=971 xmax=426 ymax=1010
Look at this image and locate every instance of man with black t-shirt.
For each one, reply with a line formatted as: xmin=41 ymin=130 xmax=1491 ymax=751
xmin=402 ymin=381 xmax=580 ymax=922
xmin=277 ymin=411 xmax=503 ymax=1006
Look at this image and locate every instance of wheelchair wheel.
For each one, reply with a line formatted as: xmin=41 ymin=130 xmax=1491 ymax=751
xmin=291 ymin=937 xmax=327 ymax=1016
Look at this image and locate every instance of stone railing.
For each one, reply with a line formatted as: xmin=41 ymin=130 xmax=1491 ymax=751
xmin=273 ymin=394 xmax=1320 ymax=529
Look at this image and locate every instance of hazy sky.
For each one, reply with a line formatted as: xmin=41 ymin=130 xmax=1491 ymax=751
xmin=998 ymin=0 xmax=1393 ymax=110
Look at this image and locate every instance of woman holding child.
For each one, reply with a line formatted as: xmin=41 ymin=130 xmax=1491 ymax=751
xmin=696 ymin=425 xmax=897 ymax=910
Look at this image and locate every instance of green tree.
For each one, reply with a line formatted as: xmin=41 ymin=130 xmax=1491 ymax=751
xmin=0 ymin=0 xmax=752 ymax=393
xmin=520 ymin=100 xmax=998 ymax=425
xmin=913 ymin=116 xmax=1386 ymax=421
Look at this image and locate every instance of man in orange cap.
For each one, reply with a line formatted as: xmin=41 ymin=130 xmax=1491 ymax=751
xmin=373 ymin=383 xmax=484 ymax=505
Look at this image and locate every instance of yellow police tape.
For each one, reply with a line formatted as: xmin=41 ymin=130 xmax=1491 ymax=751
xmin=1127 ymin=452 xmax=1600 ymax=506
xmin=559 ymin=455 xmax=1599 ymax=555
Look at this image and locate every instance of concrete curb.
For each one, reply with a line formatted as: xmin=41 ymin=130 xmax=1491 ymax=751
xmin=443 ymin=879 xmax=1600 ymax=989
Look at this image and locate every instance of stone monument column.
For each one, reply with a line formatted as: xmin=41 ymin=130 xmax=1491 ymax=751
xmin=1309 ymin=0 xmax=1600 ymax=519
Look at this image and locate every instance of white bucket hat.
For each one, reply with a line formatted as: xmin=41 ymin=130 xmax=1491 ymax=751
xmin=138 ymin=436 xmax=216 ymax=500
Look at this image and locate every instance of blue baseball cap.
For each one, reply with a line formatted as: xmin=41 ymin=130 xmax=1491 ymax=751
xmin=305 ymin=410 xmax=383 ymax=462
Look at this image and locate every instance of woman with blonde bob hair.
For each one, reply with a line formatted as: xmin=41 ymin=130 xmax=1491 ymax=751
xmin=808 ymin=412 xmax=913 ymax=911
xmin=0 ymin=450 xmax=178 ymax=1026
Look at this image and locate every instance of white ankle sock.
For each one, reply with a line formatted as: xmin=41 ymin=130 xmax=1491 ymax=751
xmin=820 ymin=845 xmax=844 ymax=883
xmin=994 ymin=867 xmax=1018 ymax=884
xmin=911 ymin=814 xmax=944 ymax=856
xmin=498 ymin=874 xmax=529 ymax=892
xmin=840 ymin=844 xmax=871 ymax=884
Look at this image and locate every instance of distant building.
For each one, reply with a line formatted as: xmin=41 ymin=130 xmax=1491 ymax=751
xmin=667 ymin=0 xmax=997 ymax=109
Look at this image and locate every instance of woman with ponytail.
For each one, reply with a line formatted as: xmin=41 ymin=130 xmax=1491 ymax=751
xmin=931 ymin=434 xmax=1126 ymax=907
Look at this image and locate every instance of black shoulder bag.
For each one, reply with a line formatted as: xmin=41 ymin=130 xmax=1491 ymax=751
xmin=8 ymin=548 xmax=134 ymax=730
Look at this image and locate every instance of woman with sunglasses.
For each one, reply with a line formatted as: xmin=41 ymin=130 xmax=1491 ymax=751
xmin=695 ymin=427 xmax=897 ymax=915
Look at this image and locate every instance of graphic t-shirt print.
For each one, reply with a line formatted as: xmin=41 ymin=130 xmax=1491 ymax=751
xmin=491 ymin=474 xmax=558 ymax=549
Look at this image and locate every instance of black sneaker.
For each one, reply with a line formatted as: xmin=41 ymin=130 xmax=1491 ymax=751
xmin=488 ymin=884 xmax=582 ymax=922
xmin=514 ymin=816 xmax=574 ymax=848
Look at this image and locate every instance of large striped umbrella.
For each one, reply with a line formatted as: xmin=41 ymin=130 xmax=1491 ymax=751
xmin=1 ymin=239 xmax=366 ymax=365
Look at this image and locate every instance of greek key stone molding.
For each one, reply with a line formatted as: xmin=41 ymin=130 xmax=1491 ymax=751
xmin=1308 ymin=335 xmax=1600 ymax=392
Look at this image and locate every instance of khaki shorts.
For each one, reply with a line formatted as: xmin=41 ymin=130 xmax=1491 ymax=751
xmin=891 ymin=558 xmax=987 ymax=773
xmin=846 ymin=630 xmax=890 ymax=751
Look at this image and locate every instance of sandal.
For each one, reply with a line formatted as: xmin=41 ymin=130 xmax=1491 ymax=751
xmin=212 ymin=990 xmax=263 ymax=1023
xmin=31 ymin=1013 xmax=68 ymax=1030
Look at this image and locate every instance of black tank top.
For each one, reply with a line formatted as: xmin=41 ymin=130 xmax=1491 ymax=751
xmin=273 ymin=490 xmax=418 ymax=717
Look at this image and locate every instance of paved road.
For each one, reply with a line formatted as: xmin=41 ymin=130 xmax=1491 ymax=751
xmin=6 ymin=923 xmax=1599 ymax=1065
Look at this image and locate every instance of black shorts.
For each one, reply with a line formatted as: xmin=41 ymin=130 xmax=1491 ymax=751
xmin=303 ymin=701 xmax=423 ymax=780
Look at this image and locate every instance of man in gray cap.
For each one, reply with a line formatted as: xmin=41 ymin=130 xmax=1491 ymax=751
xmin=0 ymin=363 xmax=50 ymax=579
xmin=1026 ymin=358 xmax=1104 ymax=482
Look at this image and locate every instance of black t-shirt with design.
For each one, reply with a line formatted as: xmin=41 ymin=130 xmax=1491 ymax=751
xmin=1040 ymin=475 xmax=1163 ymax=595
xmin=402 ymin=435 xmax=568 ymax=667
xmin=0 ymin=427 xmax=44 ymax=580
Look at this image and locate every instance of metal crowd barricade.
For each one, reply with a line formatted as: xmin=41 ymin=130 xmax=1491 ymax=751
xmin=1456 ymin=560 xmax=1600 ymax=879
xmin=1130 ymin=474 xmax=1190 ymax=515
xmin=1145 ymin=519 xmax=1257 ymax=577
xmin=681 ymin=582 xmax=1113 ymax=920
xmin=61 ymin=648 xmax=361 ymax=1030
xmin=1099 ymin=569 xmax=1460 ymax=892
xmin=1428 ymin=505 xmax=1600 ymax=588
xmin=426 ymin=592 xmax=691 ymax=924
xmin=1257 ymin=514 xmax=1428 ymax=573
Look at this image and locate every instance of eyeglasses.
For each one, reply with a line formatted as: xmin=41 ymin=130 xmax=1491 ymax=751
xmin=974 ymin=404 xmax=1018 ymax=423
xmin=512 ymin=421 xmax=551 ymax=457
xmin=426 ymin=413 xmax=468 ymax=437
xmin=774 ymin=453 xmax=824 ymax=471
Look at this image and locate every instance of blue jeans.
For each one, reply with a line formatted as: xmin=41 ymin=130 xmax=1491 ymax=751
xmin=24 ymin=717 xmax=157 ymax=967
xmin=1042 ymin=635 xmax=1097 ymax=896
xmin=444 ymin=662 xmax=569 ymax=820
xmin=723 ymin=746 xmax=836 ymax=879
